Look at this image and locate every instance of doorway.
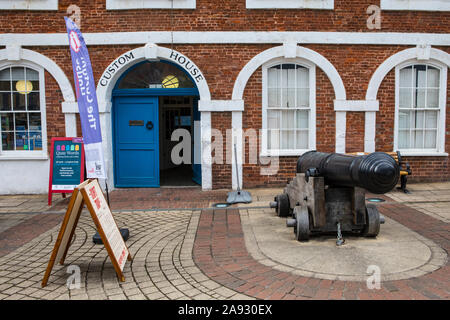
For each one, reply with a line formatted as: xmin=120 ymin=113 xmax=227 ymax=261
xmin=112 ymin=60 xmax=201 ymax=188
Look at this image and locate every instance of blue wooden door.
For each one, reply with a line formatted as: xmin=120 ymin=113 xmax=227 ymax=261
xmin=114 ymin=96 xmax=159 ymax=187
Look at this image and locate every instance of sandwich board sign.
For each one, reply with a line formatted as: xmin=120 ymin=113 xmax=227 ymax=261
xmin=42 ymin=179 xmax=131 ymax=287
xmin=48 ymin=137 xmax=85 ymax=205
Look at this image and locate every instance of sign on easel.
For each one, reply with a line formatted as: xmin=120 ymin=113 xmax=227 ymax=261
xmin=42 ymin=179 xmax=131 ymax=287
xmin=48 ymin=137 xmax=85 ymax=205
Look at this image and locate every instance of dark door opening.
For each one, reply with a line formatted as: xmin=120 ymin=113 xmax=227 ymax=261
xmin=159 ymin=96 xmax=199 ymax=187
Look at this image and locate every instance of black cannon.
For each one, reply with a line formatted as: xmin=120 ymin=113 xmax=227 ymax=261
xmin=270 ymin=151 xmax=399 ymax=244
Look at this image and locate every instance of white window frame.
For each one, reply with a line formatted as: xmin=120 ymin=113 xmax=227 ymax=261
xmin=0 ymin=61 xmax=48 ymax=160
xmin=0 ymin=0 xmax=58 ymax=10
xmin=106 ymin=0 xmax=196 ymax=10
xmin=380 ymin=0 xmax=450 ymax=11
xmin=246 ymin=0 xmax=334 ymax=9
xmin=261 ymin=58 xmax=316 ymax=157
xmin=393 ymin=60 xmax=448 ymax=157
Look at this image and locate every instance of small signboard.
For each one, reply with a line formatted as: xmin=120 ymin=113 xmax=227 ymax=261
xmin=48 ymin=137 xmax=85 ymax=205
xmin=42 ymin=179 xmax=132 ymax=287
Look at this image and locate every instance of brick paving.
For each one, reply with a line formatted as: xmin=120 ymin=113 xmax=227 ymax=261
xmin=0 ymin=184 xmax=448 ymax=300
xmin=193 ymin=204 xmax=449 ymax=300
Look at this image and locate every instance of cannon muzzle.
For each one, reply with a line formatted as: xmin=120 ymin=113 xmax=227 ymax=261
xmin=296 ymin=151 xmax=399 ymax=194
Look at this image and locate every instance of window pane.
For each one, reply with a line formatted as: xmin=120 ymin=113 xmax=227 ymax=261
xmin=425 ymin=111 xmax=438 ymax=129
xmin=399 ymin=111 xmax=410 ymax=129
xmin=281 ymin=88 xmax=288 ymax=107
xmin=0 ymin=68 xmax=11 ymax=91
xmin=296 ymin=110 xmax=309 ymax=129
xmin=427 ymin=89 xmax=439 ymax=108
xmin=268 ymin=67 xmax=279 ymax=88
xmin=0 ymin=92 xmax=11 ymax=111
xmin=282 ymin=110 xmax=295 ymax=129
xmin=398 ymin=130 xmax=410 ymax=149
xmin=296 ymin=131 xmax=308 ymax=149
xmin=29 ymin=130 xmax=42 ymax=151
xmin=286 ymin=88 xmax=295 ymax=108
xmin=1 ymin=113 xmax=14 ymax=131
xmin=428 ymin=67 xmax=440 ymax=88
xmin=15 ymin=113 xmax=28 ymax=131
xmin=281 ymin=131 xmax=295 ymax=149
xmin=416 ymin=89 xmax=426 ymax=108
xmin=414 ymin=111 xmax=424 ymax=129
xmin=399 ymin=88 xmax=412 ymax=108
xmin=1 ymin=132 xmax=14 ymax=150
xmin=415 ymin=65 xmax=427 ymax=88
xmin=399 ymin=66 xmax=412 ymax=87
xmin=15 ymin=132 xmax=28 ymax=150
xmin=11 ymin=67 xmax=24 ymax=81
xmin=297 ymin=88 xmax=309 ymax=108
xmin=296 ymin=67 xmax=309 ymax=88
xmin=117 ymin=61 xmax=195 ymax=89
xmin=413 ymin=131 xmax=424 ymax=149
xmin=267 ymin=110 xmax=280 ymax=129
xmin=424 ymin=130 xmax=437 ymax=149
xmin=268 ymin=88 xmax=280 ymax=108
xmin=27 ymin=92 xmax=40 ymax=110
xmin=26 ymin=68 xmax=39 ymax=81
xmin=281 ymin=64 xmax=295 ymax=89
xmin=12 ymin=92 xmax=26 ymax=110
xmin=29 ymin=113 xmax=41 ymax=130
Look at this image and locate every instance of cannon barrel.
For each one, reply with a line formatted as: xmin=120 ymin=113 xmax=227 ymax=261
xmin=296 ymin=151 xmax=400 ymax=194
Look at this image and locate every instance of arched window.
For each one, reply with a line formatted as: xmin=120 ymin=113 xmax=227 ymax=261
xmin=262 ymin=60 xmax=316 ymax=155
xmin=0 ymin=65 xmax=46 ymax=155
xmin=117 ymin=61 xmax=195 ymax=89
xmin=395 ymin=62 xmax=447 ymax=154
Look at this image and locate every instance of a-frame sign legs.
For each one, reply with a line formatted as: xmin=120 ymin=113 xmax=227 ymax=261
xmin=42 ymin=179 xmax=132 ymax=288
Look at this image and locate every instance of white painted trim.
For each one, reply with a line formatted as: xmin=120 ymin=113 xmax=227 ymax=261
xmin=0 ymin=0 xmax=58 ymax=10
xmin=0 ymin=48 xmax=75 ymax=102
xmin=201 ymin=112 xmax=212 ymax=190
xmin=0 ymin=62 xmax=48 ymax=159
xmin=396 ymin=152 xmax=449 ymax=157
xmin=95 ymin=44 xmax=212 ymax=190
xmin=364 ymin=111 xmax=377 ymax=152
xmin=393 ymin=60 xmax=448 ymax=154
xmin=334 ymin=100 xmax=379 ymax=112
xmin=61 ymin=101 xmax=78 ymax=113
xmin=380 ymin=0 xmax=450 ymax=11
xmin=106 ymin=0 xmax=196 ymax=10
xmin=246 ymin=0 xmax=333 ymax=9
xmin=198 ymin=100 xmax=244 ymax=112
xmin=1 ymin=32 xmax=449 ymax=47
xmin=335 ymin=111 xmax=346 ymax=153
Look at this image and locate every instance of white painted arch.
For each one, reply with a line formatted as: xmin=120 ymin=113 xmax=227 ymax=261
xmin=366 ymin=47 xmax=450 ymax=101
xmin=95 ymin=44 xmax=213 ymax=190
xmin=232 ymin=45 xmax=346 ymax=101
xmin=0 ymin=47 xmax=75 ymax=102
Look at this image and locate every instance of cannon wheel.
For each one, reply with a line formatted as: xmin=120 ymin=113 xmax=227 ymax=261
xmin=276 ymin=194 xmax=290 ymax=217
xmin=293 ymin=205 xmax=310 ymax=241
xmin=362 ymin=204 xmax=380 ymax=237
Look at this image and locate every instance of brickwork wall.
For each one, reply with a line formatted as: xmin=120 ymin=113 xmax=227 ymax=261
xmin=0 ymin=0 xmax=448 ymax=34
xmin=3 ymin=0 xmax=448 ymax=188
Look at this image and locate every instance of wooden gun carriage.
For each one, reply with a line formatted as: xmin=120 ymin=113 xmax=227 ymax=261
xmin=270 ymin=151 xmax=400 ymax=243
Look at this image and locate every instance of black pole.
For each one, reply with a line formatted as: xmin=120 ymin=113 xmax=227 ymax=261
xmin=105 ymin=180 xmax=110 ymax=207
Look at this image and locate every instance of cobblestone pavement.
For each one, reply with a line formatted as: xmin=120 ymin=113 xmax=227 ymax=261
xmin=0 ymin=209 xmax=251 ymax=300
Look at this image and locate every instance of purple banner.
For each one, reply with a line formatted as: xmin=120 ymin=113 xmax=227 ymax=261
xmin=65 ymin=17 xmax=106 ymax=178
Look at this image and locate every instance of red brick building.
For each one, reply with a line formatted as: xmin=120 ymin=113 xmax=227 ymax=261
xmin=0 ymin=0 xmax=449 ymax=194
